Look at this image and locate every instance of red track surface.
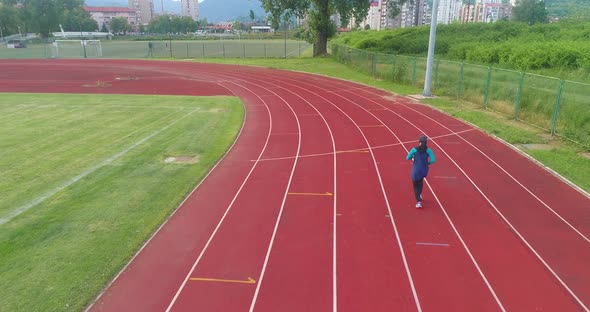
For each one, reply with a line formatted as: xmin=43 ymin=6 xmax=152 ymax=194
xmin=2 ymin=59 xmax=589 ymax=312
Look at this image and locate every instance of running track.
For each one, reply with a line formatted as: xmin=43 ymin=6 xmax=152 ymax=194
xmin=1 ymin=59 xmax=589 ymax=311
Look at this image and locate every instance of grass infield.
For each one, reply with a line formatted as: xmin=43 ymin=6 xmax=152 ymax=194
xmin=0 ymin=93 xmax=243 ymax=311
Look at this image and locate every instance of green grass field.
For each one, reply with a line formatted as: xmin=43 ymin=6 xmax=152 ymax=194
xmin=0 ymin=93 xmax=243 ymax=311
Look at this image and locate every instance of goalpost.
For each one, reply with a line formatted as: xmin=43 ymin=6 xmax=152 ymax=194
xmin=52 ymin=40 xmax=103 ymax=58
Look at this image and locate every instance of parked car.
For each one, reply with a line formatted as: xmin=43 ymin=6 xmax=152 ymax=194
xmin=7 ymin=39 xmax=27 ymax=48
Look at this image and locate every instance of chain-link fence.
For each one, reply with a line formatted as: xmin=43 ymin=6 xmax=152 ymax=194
xmin=331 ymin=43 xmax=590 ymax=149
xmin=0 ymin=40 xmax=313 ymax=59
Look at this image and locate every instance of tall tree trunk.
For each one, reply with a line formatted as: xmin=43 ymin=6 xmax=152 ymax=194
xmin=315 ymin=30 xmax=328 ymax=56
xmin=312 ymin=0 xmax=331 ymax=56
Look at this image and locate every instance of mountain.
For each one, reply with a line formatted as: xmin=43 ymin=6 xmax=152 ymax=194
xmin=199 ymin=0 xmax=265 ymax=22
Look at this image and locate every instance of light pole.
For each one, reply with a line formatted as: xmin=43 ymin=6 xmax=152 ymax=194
xmin=18 ymin=26 xmax=22 ymax=38
xmin=423 ymin=0 xmax=440 ymax=97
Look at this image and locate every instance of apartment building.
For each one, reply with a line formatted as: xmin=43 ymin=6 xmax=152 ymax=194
xmin=83 ymin=6 xmax=138 ymax=30
xmin=181 ymin=0 xmax=199 ymax=21
xmin=128 ymin=0 xmax=154 ymax=25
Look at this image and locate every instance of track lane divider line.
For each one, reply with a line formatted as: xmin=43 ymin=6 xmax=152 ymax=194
xmin=350 ymin=86 xmax=587 ymax=311
xmin=211 ymin=69 xmax=339 ymax=312
xmin=278 ymin=75 xmax=511 ymax=312
xmin=266 ymin=75 xmax=423 ymax=312
xmin=398 ymin=104 xmax=590 ymax=245
xmin=165 ymin=81 xmax=274 ymax=312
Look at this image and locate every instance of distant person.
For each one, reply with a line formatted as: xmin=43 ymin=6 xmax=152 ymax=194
xmin=406 ymin=135 xmax=436 ymax=208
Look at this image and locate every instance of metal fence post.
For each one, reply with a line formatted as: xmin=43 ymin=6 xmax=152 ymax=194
xmin=371 ymin=53 xmax=376 ymax=77
xmin=412 ymin=57 xmax=417 ymax=86
xmin=392 ymin=55 xmax=397 ymax=81
xmin=186 ymin=42 xmax=189 ymax=58
xmin=243 ymin=43 xmax=246 ymax=58
xmin=458 ymin=62 xmax=464 ymax=98
xmin=223 ymin=42 xmax=226 ymax=58
xmin=264 ymin=44 xmax=267 ymax=58
xmin=434 ymin=59 xmax=440 ymax=90
xmin=202 ymin=42 xmax=205 ymax=58
xmin=483 ymin=67 xmax=492 ymax=109
xmin=550 ymin=80 xmax=565 ymax=136
xmin=514 ymin=71 xmax=526 ymax=120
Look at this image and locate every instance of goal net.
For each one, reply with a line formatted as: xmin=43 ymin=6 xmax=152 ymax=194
xmin=51 ymin=40 xmax=103 ymax=58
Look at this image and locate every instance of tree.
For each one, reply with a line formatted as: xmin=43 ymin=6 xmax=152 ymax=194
xmin=512 ymin=0 xmax=548 ymax=25
xmin=261 ymin=0 xmax=412 ymax=56
xmin=110 ymin=16 xmax=130 ymax=34
xmin=61 ymin=7 xmax=97 ymax=32
xmin=249 ymin=9 xmax=255 ymax=25
xmin=0 ymin=4 xmax=21 ymax=36
xmin=100 ymin=23 xmax=108 ymax=32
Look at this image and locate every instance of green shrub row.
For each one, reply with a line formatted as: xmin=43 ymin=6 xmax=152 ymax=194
xmin=331 ymin=21 xmax=590 ymax=71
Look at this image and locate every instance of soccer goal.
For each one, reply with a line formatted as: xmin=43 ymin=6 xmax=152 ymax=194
xmin=51 ymin=40 xmax=103 ymax=58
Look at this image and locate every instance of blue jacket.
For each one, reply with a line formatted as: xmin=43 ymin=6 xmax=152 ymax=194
xmin=406 ymin=147 xmax=436 ymax=181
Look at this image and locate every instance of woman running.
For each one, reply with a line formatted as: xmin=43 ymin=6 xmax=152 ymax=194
xmin=406 ymin=135 xmax=436 ymax=208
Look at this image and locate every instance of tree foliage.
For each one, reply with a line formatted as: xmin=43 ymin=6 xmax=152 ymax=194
xmin=332 ymin=20 xmax=590 ymax=70
xmin=261 ymin=0 xmax=375 ymax=56
xmin=512 ymin=0 xmax=549 ymax=25
xmin=0 ymin=0 xmax=96 ymax=37
xmin=147 ymin=14 xmax=201 ymax=34
xmin=110 ymin=17 xmax=130 ymax=34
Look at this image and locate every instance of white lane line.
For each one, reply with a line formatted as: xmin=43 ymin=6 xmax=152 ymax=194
xmin=400 ymin=104 xmax=590 ymax=245
xmin=329 ymin=86 xmax=508 ymax=311
xmin=416 ymin=242 xmax=451 ymax=247
xmin=433 ymin=176 xmax=457 ymax=179
xmin=353 ymin=85 xmax=586 ymax=311
xmin=214 ymin=69 xmax=339 ymax=312
xmin=284 ymin=76 xmax=509 ymax=312
xmin=255 ymin=129 xmax=475 ymax=162
xmin=244 ymin=82 xmax=303 ymax=312
xmin=165 ymin=82 xmax=274 ymax=312
xmin=84 ymin=80 xmax=246 ymax=312
xmin=273 ymin=77 xmax=423 ymax=312
xmin=0 ymin=108 xmax=199 ymax=226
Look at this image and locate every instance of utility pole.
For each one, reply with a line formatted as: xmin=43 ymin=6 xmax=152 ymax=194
xmin=423 ymin=0 xmax=439 ymax=97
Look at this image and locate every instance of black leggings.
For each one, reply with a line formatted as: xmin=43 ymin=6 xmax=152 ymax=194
xmin=413 ymin=179 xmax=424 ymax=202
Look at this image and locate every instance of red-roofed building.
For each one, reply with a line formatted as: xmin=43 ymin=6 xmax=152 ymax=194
xmin=84 ymin=6 xmax=138 ymax=31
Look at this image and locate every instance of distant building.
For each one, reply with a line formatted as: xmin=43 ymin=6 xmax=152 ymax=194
xmin=438 ymin=0 xmax=462 ymax=24
xmin=400 ymin=0 xmax=431 ymax=27
xmin=128 ymin=0 xmax=154 ymax=25
xmin=84 ymin=6 xmax=137 ymax=30
xmin=361 ymin=1 xmax=382 ymax=30
xmin=181 ymin=0 xmax=199 ymax=21
xmin=459 ymin=0 xmax=511 ymax=23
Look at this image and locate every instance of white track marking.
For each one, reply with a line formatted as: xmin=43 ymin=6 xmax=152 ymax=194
xmin=278 ymin=75 xmax=514 ymax=311
xmin=346 ymin=86 xmax=587 ymax=311
xmin=241 ymin=82 xmax=303 ymax=312
xmin=165 ymin=81 xmax=275 ymax=312
xmin=84 ymin=82 xmax=246 ymax=312
xmin=256 ymin=129 xmax=474 ymax=162
xmin=269 ymin=77 xmax=423 ymax=312
xmin=398 ymin=104 xmax=590 ymax=244
xmin=0 ymin=108 xmax=199 ymax=226
xmin=211 ymin=70 xmax=339 ymax=312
